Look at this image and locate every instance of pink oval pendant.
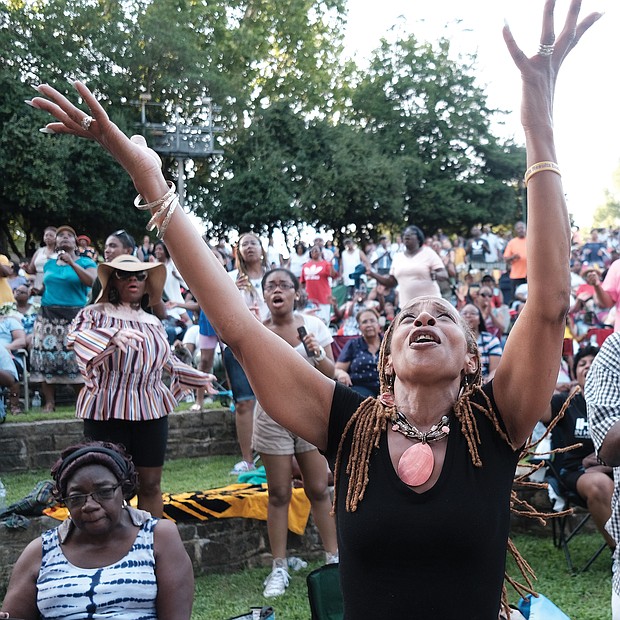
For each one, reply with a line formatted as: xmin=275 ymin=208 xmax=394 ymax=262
xmin=397 ymin=442 xmax=434 ymax=486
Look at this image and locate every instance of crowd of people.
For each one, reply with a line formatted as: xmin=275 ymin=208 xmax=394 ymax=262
xmin=3 ymin=2 xmax=619 ymax=618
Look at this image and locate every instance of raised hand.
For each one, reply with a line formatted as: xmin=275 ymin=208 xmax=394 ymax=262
xmin=29 ymin=81 xmax=165 ymax=196
xmin=112 ymin=328 xmax=146 ymax=353
xmin=502 ymin=0 xmax=601 ymax=128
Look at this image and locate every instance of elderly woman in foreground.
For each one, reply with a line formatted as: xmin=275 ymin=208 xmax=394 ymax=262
xmin=0 ymin=441 xmax=193 ymax=619
xmin=26 ymin=2 xmax=601 ymax=616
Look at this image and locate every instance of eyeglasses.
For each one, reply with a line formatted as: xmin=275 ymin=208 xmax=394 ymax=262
xmin=263 ymin=282 xmax=296 ymax=292
xmin=115 ymin=270 xmax=148 ymax=281
xmin=62 ymin=482 xmax=122 ymax=509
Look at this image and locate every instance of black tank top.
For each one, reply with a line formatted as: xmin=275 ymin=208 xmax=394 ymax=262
xmin=325 ymin=382 xmax=519 ymax=619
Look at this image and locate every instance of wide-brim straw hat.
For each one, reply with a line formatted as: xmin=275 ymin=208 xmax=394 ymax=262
xmin=96 ymin=255 xmax=166 ymax=306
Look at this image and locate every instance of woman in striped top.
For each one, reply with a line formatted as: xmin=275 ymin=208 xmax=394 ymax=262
xmin=67 ymin=255 xmax=214 ymax=517
xmin=459 ymin=304 xmax=503 ymax=383
xmin=1 ymin=441 xmax=193 ymax=620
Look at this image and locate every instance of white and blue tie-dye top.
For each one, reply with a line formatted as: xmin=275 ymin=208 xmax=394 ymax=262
xmin=37 ymin=517 xmax=158 ymax=619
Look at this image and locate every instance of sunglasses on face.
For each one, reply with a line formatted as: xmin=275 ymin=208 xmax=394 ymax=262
xmin=62 ymin=482 xmax=122 ymax=510
xmin=115 ymin=270 xmax=148 ymax=281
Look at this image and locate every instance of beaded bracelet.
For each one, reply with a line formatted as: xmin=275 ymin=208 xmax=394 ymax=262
xmin=524 ymin=161 xmax=561 ymax=186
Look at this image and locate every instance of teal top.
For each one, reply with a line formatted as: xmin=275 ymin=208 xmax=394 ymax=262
xmin=41 ymin=257 xmax=96 ymax=307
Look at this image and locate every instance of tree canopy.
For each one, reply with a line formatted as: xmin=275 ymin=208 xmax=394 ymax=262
xmin=0 ymin=0 xmax=525 ymax=256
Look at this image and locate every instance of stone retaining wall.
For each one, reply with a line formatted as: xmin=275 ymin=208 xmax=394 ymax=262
xmin=0 ymin=407 xmax=239 ymax=472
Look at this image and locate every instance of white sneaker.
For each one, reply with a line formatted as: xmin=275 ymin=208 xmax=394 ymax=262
xmin=263 ymin=567 xmax=290 ymax=598
xmin=230 ymin=460 xmax=257 ymax=475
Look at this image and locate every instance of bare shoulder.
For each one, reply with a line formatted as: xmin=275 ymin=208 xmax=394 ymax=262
xmin=15 ymin=536 xmax=43 ymax=566
xmin=5 ymin=535 xmax=43 ymax=590
xmin=153 ymin=519 xmax=184 ymax=548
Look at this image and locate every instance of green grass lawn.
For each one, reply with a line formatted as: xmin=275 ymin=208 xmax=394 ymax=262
xmin=1 ymin=449 xmax=613 ymax=619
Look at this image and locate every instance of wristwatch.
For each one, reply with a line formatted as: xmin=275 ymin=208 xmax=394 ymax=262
xmin=315 ymin=346 xmax=326 ymax=362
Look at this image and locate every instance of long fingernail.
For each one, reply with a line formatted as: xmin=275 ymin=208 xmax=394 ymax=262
xmin=32 ymin=84 xmax=42 ymax=92
xmin=25 ymin=99 xmax=39 ymax=108
xmin=39 ymin=127 xmax=56 ymax=134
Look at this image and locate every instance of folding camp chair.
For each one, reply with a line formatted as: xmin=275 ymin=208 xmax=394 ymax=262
xmin=307 ymin=563 xmax=343 ymax=620
xmin=544 ymin=457 xmax=608 ymax=574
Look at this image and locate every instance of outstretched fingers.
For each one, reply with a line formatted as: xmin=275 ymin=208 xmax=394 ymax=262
xmin=539 ymin=0 xmax=557 ymax=47
xmin=32 ymin=81 xmax=115 ymax=140
xmin=564 ymin=10 xmax=603 ymax=57
xmin=555 ymin=0 xmax=602 ymax=62
xmin=72 ymin=80 xmax=110 ymax=123
xmin=502 ymin=24 xmax=528 ymax=72
xmin=32 ymin=84 xmax=91 ymax=135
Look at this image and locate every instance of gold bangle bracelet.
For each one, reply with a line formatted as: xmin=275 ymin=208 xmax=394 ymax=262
xmin=134 ymin=180 xmax=176 ymax=211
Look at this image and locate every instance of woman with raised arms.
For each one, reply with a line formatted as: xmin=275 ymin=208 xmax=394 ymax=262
xmin=27 ymin=2 xmax=601 ymax=616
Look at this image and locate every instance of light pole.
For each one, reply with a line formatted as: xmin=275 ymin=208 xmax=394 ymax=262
xmin=133 ymin=93 xmax=223 ymax=207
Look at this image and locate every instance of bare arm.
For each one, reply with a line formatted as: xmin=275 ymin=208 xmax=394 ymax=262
xmin=1 ymin=537 xmax=42 ymax=620
xmin=154 ymin=519 xmax=194 ymax=620
xmin=335 ymin=361 xmax=352 ymax=386
xmin=586 ymin=270 xmax=615 ymax=309
xmin=31 ymin=83 xmax=335 ymax=451
xmin=431 ymin=267 xmax=449 ymax=282
xmin=599 ymin=422 xmax=620 ymax=467
xmin=5 ymin=327 xmax=26 ymax=352
xmin=21 ymin=251 xmax=39 ymax=275
xmin=485 ymin=354 xmax=500 ymax=384
xmin=493 ymin=1 xmax=602 ymax=447
xmin=364 ymin=265 xmax=398 ymax=289
xmin=57 ymin=252 xmax=96 ymax=286
xmin=167 ymin=300 xmax=200 ymax=312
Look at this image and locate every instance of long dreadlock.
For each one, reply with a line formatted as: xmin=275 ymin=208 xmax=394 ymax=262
xmin=331 ymin=298 xmax=574 ymax=618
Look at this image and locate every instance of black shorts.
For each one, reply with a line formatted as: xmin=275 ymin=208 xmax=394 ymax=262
xmin=83 ymin=417 xmax=169 ymax=468
xmin=559 ymin=468 xmax=584 ymax=495
xmin=561 ymin=466 xmax=613 ymax=496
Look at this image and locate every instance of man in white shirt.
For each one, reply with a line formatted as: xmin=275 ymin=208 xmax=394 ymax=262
xmin=481 ymin=225 xmax=505 ymax=264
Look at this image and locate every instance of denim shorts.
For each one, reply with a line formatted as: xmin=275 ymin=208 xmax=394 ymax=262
xmin=222 ymin=346 xmax=255 ymax=403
